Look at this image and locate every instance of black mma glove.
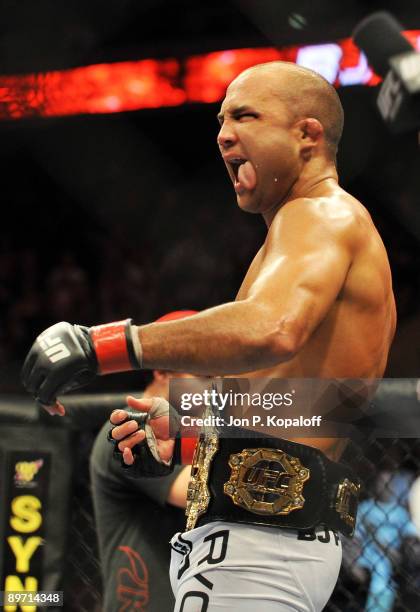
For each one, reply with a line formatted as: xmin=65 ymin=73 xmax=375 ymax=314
xmin=21 ymin=319 xmax=140 ymax=406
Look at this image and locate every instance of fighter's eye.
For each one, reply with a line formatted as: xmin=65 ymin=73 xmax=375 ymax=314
xmin=236 ymin=113 xmax=257 ymax=121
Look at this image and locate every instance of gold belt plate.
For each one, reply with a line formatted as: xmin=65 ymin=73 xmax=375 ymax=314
xmin=224 ymin=448 xmax=310 ymax=516
xmin=334 ymin=478 xmax=360 ymax=534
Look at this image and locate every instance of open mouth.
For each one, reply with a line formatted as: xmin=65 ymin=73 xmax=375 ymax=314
xmin=228 ymin=158 xmax=247 ymax=183
xmin=225 ymin=157 xmax=257 ymax=194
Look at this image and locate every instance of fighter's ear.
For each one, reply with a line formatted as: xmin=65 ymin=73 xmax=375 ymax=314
xmin=296 ymin=118 xmax=323 ymax=160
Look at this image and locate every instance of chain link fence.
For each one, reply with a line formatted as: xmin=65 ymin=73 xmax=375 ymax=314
xmin=329 ymin=438 xmax=420 ymax=611
xmin=4 ymin=391 xmax=419 ymax=612
xmin=61 ymin=430 xmax=103 ymax=612
xmin=59 ymin=432 xmax=420 ymax=612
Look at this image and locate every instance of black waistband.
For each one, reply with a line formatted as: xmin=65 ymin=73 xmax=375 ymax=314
xmin=195 ymin=433 xmax=360 ymax=537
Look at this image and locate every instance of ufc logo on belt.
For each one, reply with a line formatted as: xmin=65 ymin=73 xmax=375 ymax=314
xmin=246 ymin=467 xmax=291 ymax=491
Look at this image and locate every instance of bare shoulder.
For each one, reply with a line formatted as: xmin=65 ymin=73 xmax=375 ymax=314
xmin=268 ymin=186 xmax=373 ymax=250
xmin=273 ymin=187 xmax=372 ymax=231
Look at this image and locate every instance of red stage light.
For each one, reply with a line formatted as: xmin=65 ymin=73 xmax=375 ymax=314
xmin=0 ymin=32 xmax=418 ymax=120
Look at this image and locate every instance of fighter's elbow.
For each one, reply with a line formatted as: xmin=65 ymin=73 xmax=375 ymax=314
xmin=264 ymin=319 xmax=305 ymax=363
xmin=241 ymin=303 xmax=305 ymax=367
xmin=266 ymin=334 xmax=299 ymax=363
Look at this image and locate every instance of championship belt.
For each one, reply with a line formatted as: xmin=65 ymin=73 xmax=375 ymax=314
xmin=185 ymin=432 xmax=219 ymax=530
xmin=185 ymin=392 xmax=221 ymax=530
xmin=185 ymin=427 xmax=360 ymax=537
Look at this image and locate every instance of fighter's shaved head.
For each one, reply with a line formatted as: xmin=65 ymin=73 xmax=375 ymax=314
xmin=231 ymin=61 xmax=344 ymax=161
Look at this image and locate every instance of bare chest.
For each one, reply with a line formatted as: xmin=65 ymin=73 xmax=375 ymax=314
xmin=235 ymin=246 xmax=265 ymax=301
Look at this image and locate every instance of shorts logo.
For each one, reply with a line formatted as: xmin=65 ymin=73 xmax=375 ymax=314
xmin=38 ymin=334 xmax=71 ymax=363
xmin=14 ymin=459 xmax=44 ymax=486
xmin=171 ymin=535 xmax=193 ymax=579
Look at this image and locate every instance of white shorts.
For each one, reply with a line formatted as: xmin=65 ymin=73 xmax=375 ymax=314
xmin=170 ymin=521 xmax=342 ymax=612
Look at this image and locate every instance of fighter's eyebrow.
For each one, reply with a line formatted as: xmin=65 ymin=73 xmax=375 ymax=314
xmin=217 ymin=105 xmax=256 ymax=124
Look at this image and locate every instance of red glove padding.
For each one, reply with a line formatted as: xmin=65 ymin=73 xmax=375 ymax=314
xmin=90 ymin=319 xmax=140 ymax=374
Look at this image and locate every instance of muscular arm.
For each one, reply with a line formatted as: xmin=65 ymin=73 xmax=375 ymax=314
xmin=139 ymin=199 xmax=354 ymax=374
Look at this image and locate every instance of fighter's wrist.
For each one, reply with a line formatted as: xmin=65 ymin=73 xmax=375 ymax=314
xmin=89 ymin=319 xmax=142 ymax=374
xmin=130 ymin=324 xmax=143 ymax=369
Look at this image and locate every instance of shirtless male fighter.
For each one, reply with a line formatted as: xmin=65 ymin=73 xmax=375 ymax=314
xmin=22 ymin=61 xmax=396 ymax=611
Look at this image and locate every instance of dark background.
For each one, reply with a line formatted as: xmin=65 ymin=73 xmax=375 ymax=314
xmin=0 ymin=0 xmax=419 ymax=393
xmin=1 ymin=0 xmax=420 ymax=73
xmin=1 ymin=4 xmax=420 ymax=611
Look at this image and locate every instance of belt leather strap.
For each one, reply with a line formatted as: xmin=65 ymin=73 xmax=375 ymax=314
xmin=187 ymin=431 xmax=360 ymax=537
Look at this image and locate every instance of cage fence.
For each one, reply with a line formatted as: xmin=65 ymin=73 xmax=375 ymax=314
xmin=60 ymin=431 xmax=420 ymax=612
xmin=3 ymin=390 xmax=420 ymax=612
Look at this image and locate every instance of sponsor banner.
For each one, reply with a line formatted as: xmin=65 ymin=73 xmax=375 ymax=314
xmin=0 ymin=423 xmax=73 ymax=610
xmin=2 ymin=451 xmax=50 ymax=611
